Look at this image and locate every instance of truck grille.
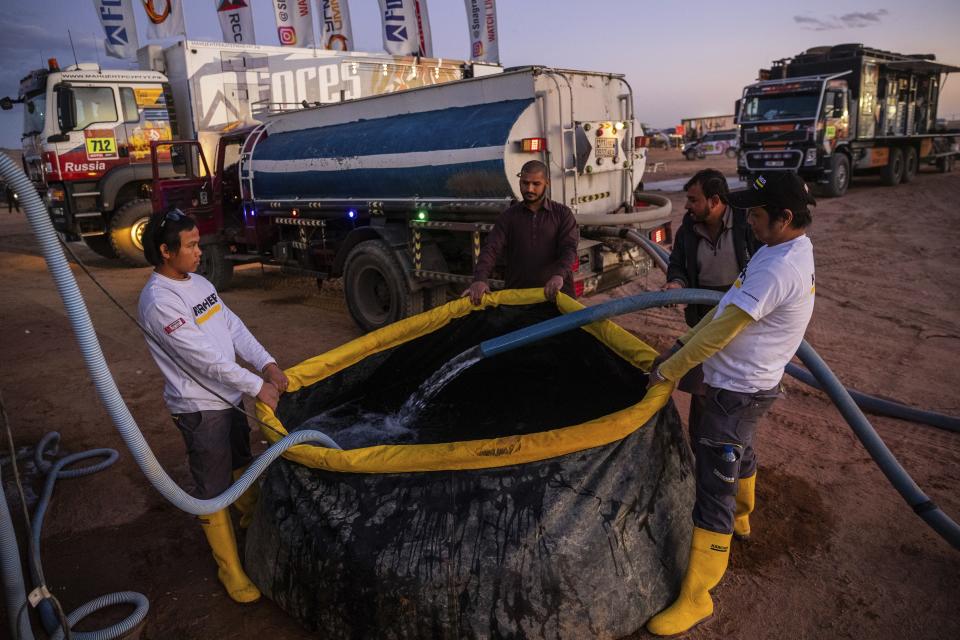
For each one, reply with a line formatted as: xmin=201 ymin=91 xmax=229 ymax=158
xmin=744 ymin=130 xmax=808 ymax=143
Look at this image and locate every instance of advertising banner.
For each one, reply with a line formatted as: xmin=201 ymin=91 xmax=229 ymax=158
xmin=216 ymin=0 xmax=257 ymax=45
xmin=273 ymin=0 xmax=316 ymax=47
xmin=91 ymin=0 xmax=140 ymax=60
xmin=377 ymin=0 xmax=420 ymax=56
xmin=142 ymin=0 xmax=186 ymax=40
xmin=413 ymin=0 xmax=433 ymax=58
xmin=464 ymin=0 xmax=499 ymax=63
xmin=316 ymin=0 xmax=353 ymax=50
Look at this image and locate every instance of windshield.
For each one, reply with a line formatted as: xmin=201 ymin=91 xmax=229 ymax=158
xmin=741 ymin=93 xmax=819 ymax=122
xmin=22 ymin=93 xmax=46 ymax=136
xmin=74 ymin=86 xmax=117 ymax=130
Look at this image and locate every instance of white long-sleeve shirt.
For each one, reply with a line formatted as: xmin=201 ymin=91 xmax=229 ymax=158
xmin=138 ymin=272 xmax=274 ymax=413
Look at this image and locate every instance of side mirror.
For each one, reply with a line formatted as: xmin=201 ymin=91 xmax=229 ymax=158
xmin=833 ymin=93 xmax=845 ymax=118
xmin=733 ymin=99 xmax=741 ymax=124
xmin=56 ymin=84 xmax=76 ymax=133
xmin=0 ymin=97 xmax=14 ymax=111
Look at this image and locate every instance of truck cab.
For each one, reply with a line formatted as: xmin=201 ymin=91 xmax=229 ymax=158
xmin=2 ymin=59 xmax=177 ymax=264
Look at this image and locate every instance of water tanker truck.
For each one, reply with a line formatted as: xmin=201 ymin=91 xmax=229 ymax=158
xmin=151 ymin=65 xmax=672 ymax=331
xmin=736 ymin=43 xmax=959 ymax=197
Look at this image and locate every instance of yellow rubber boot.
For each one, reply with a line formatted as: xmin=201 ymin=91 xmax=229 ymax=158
xmin=734 ymin=472 xmax=757 ymax=540
xmin=199 ymin=510 xmax=262 ymax=604
xmin=231 ymin=467 xmax=259 ymax=529
xmin=647 ymin=527 xmax=732 ymax=636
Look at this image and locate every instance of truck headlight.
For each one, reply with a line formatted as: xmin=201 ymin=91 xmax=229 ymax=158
xmin=804 ymin=148 xmax=818 ymax=166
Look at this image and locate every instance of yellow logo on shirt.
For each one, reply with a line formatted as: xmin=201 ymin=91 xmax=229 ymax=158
xmin=196 ymin=303 xmax=222 ymax=325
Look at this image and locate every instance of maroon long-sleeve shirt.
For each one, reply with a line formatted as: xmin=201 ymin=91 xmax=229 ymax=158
xmin=473 ymin=198 xmax=580 ymax=296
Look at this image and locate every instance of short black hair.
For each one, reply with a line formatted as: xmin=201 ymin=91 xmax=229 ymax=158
xmin=766 ymin=206 xmax=813 ymax=230
xmin=520 ymin=160 xmax=548 ymax=178
xmin=143 ymin=210 xmax=197 ymax=267
xmin=683 ymin=169 xmax=729 ymax=205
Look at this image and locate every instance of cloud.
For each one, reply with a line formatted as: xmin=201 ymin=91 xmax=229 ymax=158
xmin=793 ymin=9 xmax=888 ymax=31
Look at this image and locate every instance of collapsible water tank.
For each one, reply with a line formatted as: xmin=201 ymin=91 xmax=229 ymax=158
xmin=245 ymin=290 xmax=694 ymax=638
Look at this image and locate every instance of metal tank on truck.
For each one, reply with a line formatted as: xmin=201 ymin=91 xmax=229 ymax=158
xmin=735 ymin=43 xmax=959 ymax=197
xmin=225 ymin=65 xmax=673 ymax=330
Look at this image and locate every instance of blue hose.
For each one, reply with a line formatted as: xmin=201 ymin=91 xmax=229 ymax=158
xmin=479 ymin=288 xmax=960 ymax=550
xmin=634 ymin=233 xmax=960 ymax=433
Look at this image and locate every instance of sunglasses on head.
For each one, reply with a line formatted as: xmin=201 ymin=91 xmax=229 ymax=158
xmin=158 ymin=210 xmax=186 ymax=229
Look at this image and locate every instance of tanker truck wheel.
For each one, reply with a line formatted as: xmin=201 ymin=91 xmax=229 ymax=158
xmin=109 ymin=199 xmax=152 ymax=267
xmin=344 ymin=240 xmax=422 ymax=332
xmin=198 ymin=242 xmax=234 ymax=291
xmin=880 ymin=147 xmax=904 ymax=186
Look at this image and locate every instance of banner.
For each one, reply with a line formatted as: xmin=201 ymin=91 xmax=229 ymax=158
xmin=377 ymin=0 xmax=421 ymax=56
xmin=316 ymin=0 xmax=354 ymax=51
xmin=142 ymin=0 xmax=186 ymax=40
xmin=92 ymin=0 xmax=140 ymax=60
xmin=464 ymin=0 xmax=499 ymax=63
xmin=216 ymin=0 xmax=256 ymax=44
xmin=272 ymin=0 xmax=315 ymax=47
xmin=413 ymin=0 xmax=433 ymax=58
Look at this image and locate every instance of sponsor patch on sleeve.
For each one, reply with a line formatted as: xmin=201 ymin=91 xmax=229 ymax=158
xmin=164 ymin=317 xmax=187 ymax=335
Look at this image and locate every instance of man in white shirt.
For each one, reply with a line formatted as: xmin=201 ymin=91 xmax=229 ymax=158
xmin=138 ymin=209 xmax=288 ymax=604
xmin=646 ymin=172 xmax=816 ymax=636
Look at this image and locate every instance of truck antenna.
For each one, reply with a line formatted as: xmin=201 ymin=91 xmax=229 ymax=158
xmin=67 ymin=29 xmax=80 ymax=68
xmin=91 ymin=32 xmax=103 ymax=73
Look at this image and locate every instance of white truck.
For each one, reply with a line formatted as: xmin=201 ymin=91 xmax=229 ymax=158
xmin=3 ymin=40 xmax=473 ymax=264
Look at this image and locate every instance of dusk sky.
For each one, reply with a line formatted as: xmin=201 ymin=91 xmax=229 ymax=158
xmin=1 ymin=0 xmax=959 ymax=149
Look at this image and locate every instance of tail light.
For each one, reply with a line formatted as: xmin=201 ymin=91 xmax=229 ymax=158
xmin=649 ymin=225 xmax=669 ymax=244
xmin=521 ymin=137 xmax=547 ymax=152
xmin=634 ymin=135 xmax=650 ymax=148
xmin=572 ymin=255 xmax=580 ymax=273
xmin=574 ymin=280 xmax=585 ymax=298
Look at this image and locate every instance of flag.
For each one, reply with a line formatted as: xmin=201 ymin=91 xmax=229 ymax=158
xmin=413 ymin=0 xmax=433 ymax=58
xmin=377 ymin=0 xmax=421 ymax=56
xmin=92 ymin=0 xmax=140 ymax=60
xmin=464 ymin=0 xmax=499 ymax=63
xmin=142 ymin=0 xmax=186 ymax=40
xmin=272 ymin=0 xmax=315 ymax=47
xmin=216 ymin=0 xmax=257 ymax=45
xmin=315 ymin=0 xmax=353 ymax=51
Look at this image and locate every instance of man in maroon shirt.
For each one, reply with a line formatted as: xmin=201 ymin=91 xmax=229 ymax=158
xmin=463 ymin=160 xmax=579 ymax=304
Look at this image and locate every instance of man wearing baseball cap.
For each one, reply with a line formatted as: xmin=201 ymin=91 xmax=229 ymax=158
xmin=647 ymin=172 xmax=817 ymax=636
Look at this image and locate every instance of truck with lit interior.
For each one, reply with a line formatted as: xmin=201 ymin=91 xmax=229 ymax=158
xmin=150 ymin=66 xmax=673 ymax=331
xmin=1 ymin=40 xmax=471 ymax=265
xmin=735 ymin=43 xmax=959 ymax=197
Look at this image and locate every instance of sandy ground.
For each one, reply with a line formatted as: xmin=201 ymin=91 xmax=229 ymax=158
xmin=0 ymin=157 xmax=958 ymax=639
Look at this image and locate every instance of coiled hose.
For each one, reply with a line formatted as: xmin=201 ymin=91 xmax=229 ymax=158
xmin=478 ymin=288 xmax=960 ymax=550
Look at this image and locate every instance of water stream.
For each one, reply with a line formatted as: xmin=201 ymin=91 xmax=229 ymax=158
xmin=297 ymin=346 xmax=483 ymax=449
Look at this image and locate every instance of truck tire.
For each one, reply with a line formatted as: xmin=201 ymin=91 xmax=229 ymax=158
xmin=83 ymin=235 xmax=117 ymax=259
xmin=880 ymin=147 xmax=904 ymax=186
xmin=198 ymin=242 xmax=234 ymax=291
xmin=343 ymin=240 xmax=423 ymax=332
xmin=937 ymin=155 xmax=955 ymax=173
xmin=902 ymin=146 xmax=918 ymax=183
xmin=109 ymin=199 xmax=152 ymax=267
xmin=821 ymin=153 xmax=850 ymax=198
xmin=684 ymin=150 xmax=697 ymax=161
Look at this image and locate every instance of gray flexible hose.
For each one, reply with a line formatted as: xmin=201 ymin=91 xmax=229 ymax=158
xmin=0 ymin=460 xmax=34 ymax=640
xmin=0 ymin=152 xmax=340 ymax=516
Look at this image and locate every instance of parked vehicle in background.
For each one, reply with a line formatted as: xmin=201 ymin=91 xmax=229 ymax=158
xmin=682 ymin=130 xmax=739 ymax=160
xmin=736 ymin=43 xmax=959 ymax=197
xmin=150 ymin=67 xmax=673 ymax=331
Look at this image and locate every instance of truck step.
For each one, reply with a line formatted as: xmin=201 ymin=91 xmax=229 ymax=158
xmin=224 ymin=253 xmax=263 ymax=264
